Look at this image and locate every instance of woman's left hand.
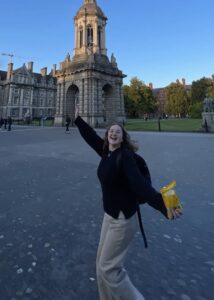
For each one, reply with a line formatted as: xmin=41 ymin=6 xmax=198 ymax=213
xmin=167 ymin=207 xmax=182 ymax=220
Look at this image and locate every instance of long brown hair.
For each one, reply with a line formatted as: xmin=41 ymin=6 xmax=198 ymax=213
xmin=102 ymin=123 xmax=138 ymax=155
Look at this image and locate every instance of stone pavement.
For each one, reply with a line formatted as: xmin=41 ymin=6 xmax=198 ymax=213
xmin=0 ymin=126 xmax=213 ymax=300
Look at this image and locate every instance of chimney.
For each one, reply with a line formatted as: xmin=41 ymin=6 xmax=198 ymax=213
xmin=149 ymin=83 xmax=153 ymax=90
xmin=27 ymin=61 xmax=34 ymax=72
xmin=60 ymin=63 xmax=63 ymax=70
xmin=182 ymin=78 xmax=186 ymax=87
xmin=52 ymin=64 xmax=56 ymax=77
xmin=41 ymin=67 xmax=47 ymax=76
xmin=7 ymin=63 xmax=13 ymax=80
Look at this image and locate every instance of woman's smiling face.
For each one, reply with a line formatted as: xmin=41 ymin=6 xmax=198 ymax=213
xmin=108 ymin=124 xmax=123 ymax=150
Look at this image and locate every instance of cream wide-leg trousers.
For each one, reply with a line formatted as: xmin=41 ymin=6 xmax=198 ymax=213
xmin=96 ymin=211 xmax=145 ymax=300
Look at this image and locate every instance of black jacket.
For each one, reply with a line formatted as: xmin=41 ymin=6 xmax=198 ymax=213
xmin=75 ymin=116 xmax=167 ymax=219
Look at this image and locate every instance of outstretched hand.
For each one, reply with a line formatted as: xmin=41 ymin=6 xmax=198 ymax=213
xmin=167 ymin=207 xmax=182 ymax=220
xmin=160 ymin=182 xmax=183 ymax=220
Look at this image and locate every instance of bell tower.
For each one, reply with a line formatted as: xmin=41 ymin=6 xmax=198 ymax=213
xmin=74 ymin=0 xmax=107 ymax=56
xmin=54 ymin=0 xmax=126 ymax=127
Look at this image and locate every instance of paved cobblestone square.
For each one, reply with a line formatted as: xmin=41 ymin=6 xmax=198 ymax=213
xmin=0 ymin=126 xmax=213 ymax=300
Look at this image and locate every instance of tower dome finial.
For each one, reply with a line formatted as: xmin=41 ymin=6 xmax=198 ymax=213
xmin=84 ymin=0 xmax=97 ymax=4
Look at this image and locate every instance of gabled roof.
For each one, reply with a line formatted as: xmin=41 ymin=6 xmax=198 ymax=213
xmin=13 ymin=63 xmax=30 ymax=76
xmin=32 ymin=72 xmax=56 ymax=84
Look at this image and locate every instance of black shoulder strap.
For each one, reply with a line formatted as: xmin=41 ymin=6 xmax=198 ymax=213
xmin=137 ymin=204 xmax=148 ymax=248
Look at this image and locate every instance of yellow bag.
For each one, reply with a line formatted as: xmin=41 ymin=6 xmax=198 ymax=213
xmin=160 ymin=180 xmax=182 ymax=219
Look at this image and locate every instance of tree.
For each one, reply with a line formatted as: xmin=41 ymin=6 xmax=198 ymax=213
xmin=191 ymin=77 xmax=212 ymax=104
xmin=188 ymin=77 xmax=213 ymax=118
xmin=189 ymin=102 xmax=203 ymax=118
xmin=207 ymin=82 xmax=214 ymax=99
xmin=165 ymin=82 xmax=190 ymax=117
xmin=123 ymin=77 xmax=157 ymax=117
xmin=123 ymin=85 xmax=136 ymax=117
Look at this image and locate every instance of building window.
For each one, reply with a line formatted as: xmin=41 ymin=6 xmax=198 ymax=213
xmin=22 ymin=108 xmax=29 ymax=117
xmin=12 ymin=108 xmax=19 ymax=117
xmin=13 ymin=96 xmax=19 ymax=105
xmin=48 ymin=98 xmax=52 ymax=106
xmin=23 ymin=98 xmax=29 ymax=106
xmin=39 ymin=99 xmax=44 ymax=106
xmin=87 ymin=25 xmax=93 ymax=47
xmin=33 ymin=98 xmax=37 ymax=106
xmin=79 ymin=26 xmax=83 ymax=48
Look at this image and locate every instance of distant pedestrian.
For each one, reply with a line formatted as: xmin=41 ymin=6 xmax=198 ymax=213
xmin=7 ymin=116 xmax=12 ymax=131
xmin=4 ymin=118 xmax=7 ymax=130
xmin=204 ymin=119 xmax=208 ymax=133
xmin=0 ymin=118 xmax=4 ymax=128
xmin=65 ymin=116 xmax=71 ymax=133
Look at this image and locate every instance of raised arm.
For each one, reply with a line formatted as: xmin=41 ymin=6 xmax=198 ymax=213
xmin=74 ymin=106 xmax=104 ymax=156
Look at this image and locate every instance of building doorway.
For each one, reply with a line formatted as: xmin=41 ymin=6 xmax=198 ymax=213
xmin=102 ymin=84 xmax=113 ymax=123
xmin=66 ymin=85 xmax=79 ymax=125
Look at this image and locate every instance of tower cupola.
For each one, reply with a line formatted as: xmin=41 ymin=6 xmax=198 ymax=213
xmin=73 ymin=0 xmax=107 ymax=56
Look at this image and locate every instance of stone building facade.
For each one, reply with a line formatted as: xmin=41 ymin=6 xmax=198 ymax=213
xmin=0 ymin=0 xmax=125 ymax=126
xmin=0 ymin=62 xmax=57 ymax=120
xmin=54 ymin=0 xmax=126 ymax=127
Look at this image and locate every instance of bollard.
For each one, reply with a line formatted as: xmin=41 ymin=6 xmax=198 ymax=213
xmin=158 ymin=117 xmax=161 ymax=132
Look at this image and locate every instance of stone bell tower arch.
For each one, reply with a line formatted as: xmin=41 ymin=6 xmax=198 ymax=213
xmin=54 ymin=0 xmax=126 ymax=127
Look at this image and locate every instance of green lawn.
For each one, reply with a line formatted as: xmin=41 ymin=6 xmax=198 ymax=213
xmin=125 ymin=118 xmax=203 ymax=132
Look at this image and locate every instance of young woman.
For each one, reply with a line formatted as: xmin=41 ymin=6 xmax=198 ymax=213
xmin=74 ymin=107 xmax=181 ymax=300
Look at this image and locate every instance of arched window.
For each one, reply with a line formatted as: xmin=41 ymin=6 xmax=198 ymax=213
xmin=79 ymin=26 xmax=83 ymax=48
xmin=87 ymin=25 xmax=93 ymax=47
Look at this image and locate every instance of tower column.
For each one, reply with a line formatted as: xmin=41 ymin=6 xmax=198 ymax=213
xmin=56 ymin=84 xmax=61 ymax=115
xmin=60 ymin=81 xmax=66 ymax=116
xmin=101 ymin=25 xmax=107 ymax=55
xmin=75 ymin=22 xmax=78 ymax=52
xmin=83 ymin=19 xmax=87 ymax=54
xmin=93 ymin=20 xmax=99 ymax=53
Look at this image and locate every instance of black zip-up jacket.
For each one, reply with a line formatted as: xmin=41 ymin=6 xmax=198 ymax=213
xmin=75 ymin=116 xmax=167 ymax=219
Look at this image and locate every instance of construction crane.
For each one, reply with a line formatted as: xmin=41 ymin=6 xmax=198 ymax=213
xmin=1 ymin=52 xmax=36 ymax=63
xmin=1 ymin=53 xmax=19 ymax=63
